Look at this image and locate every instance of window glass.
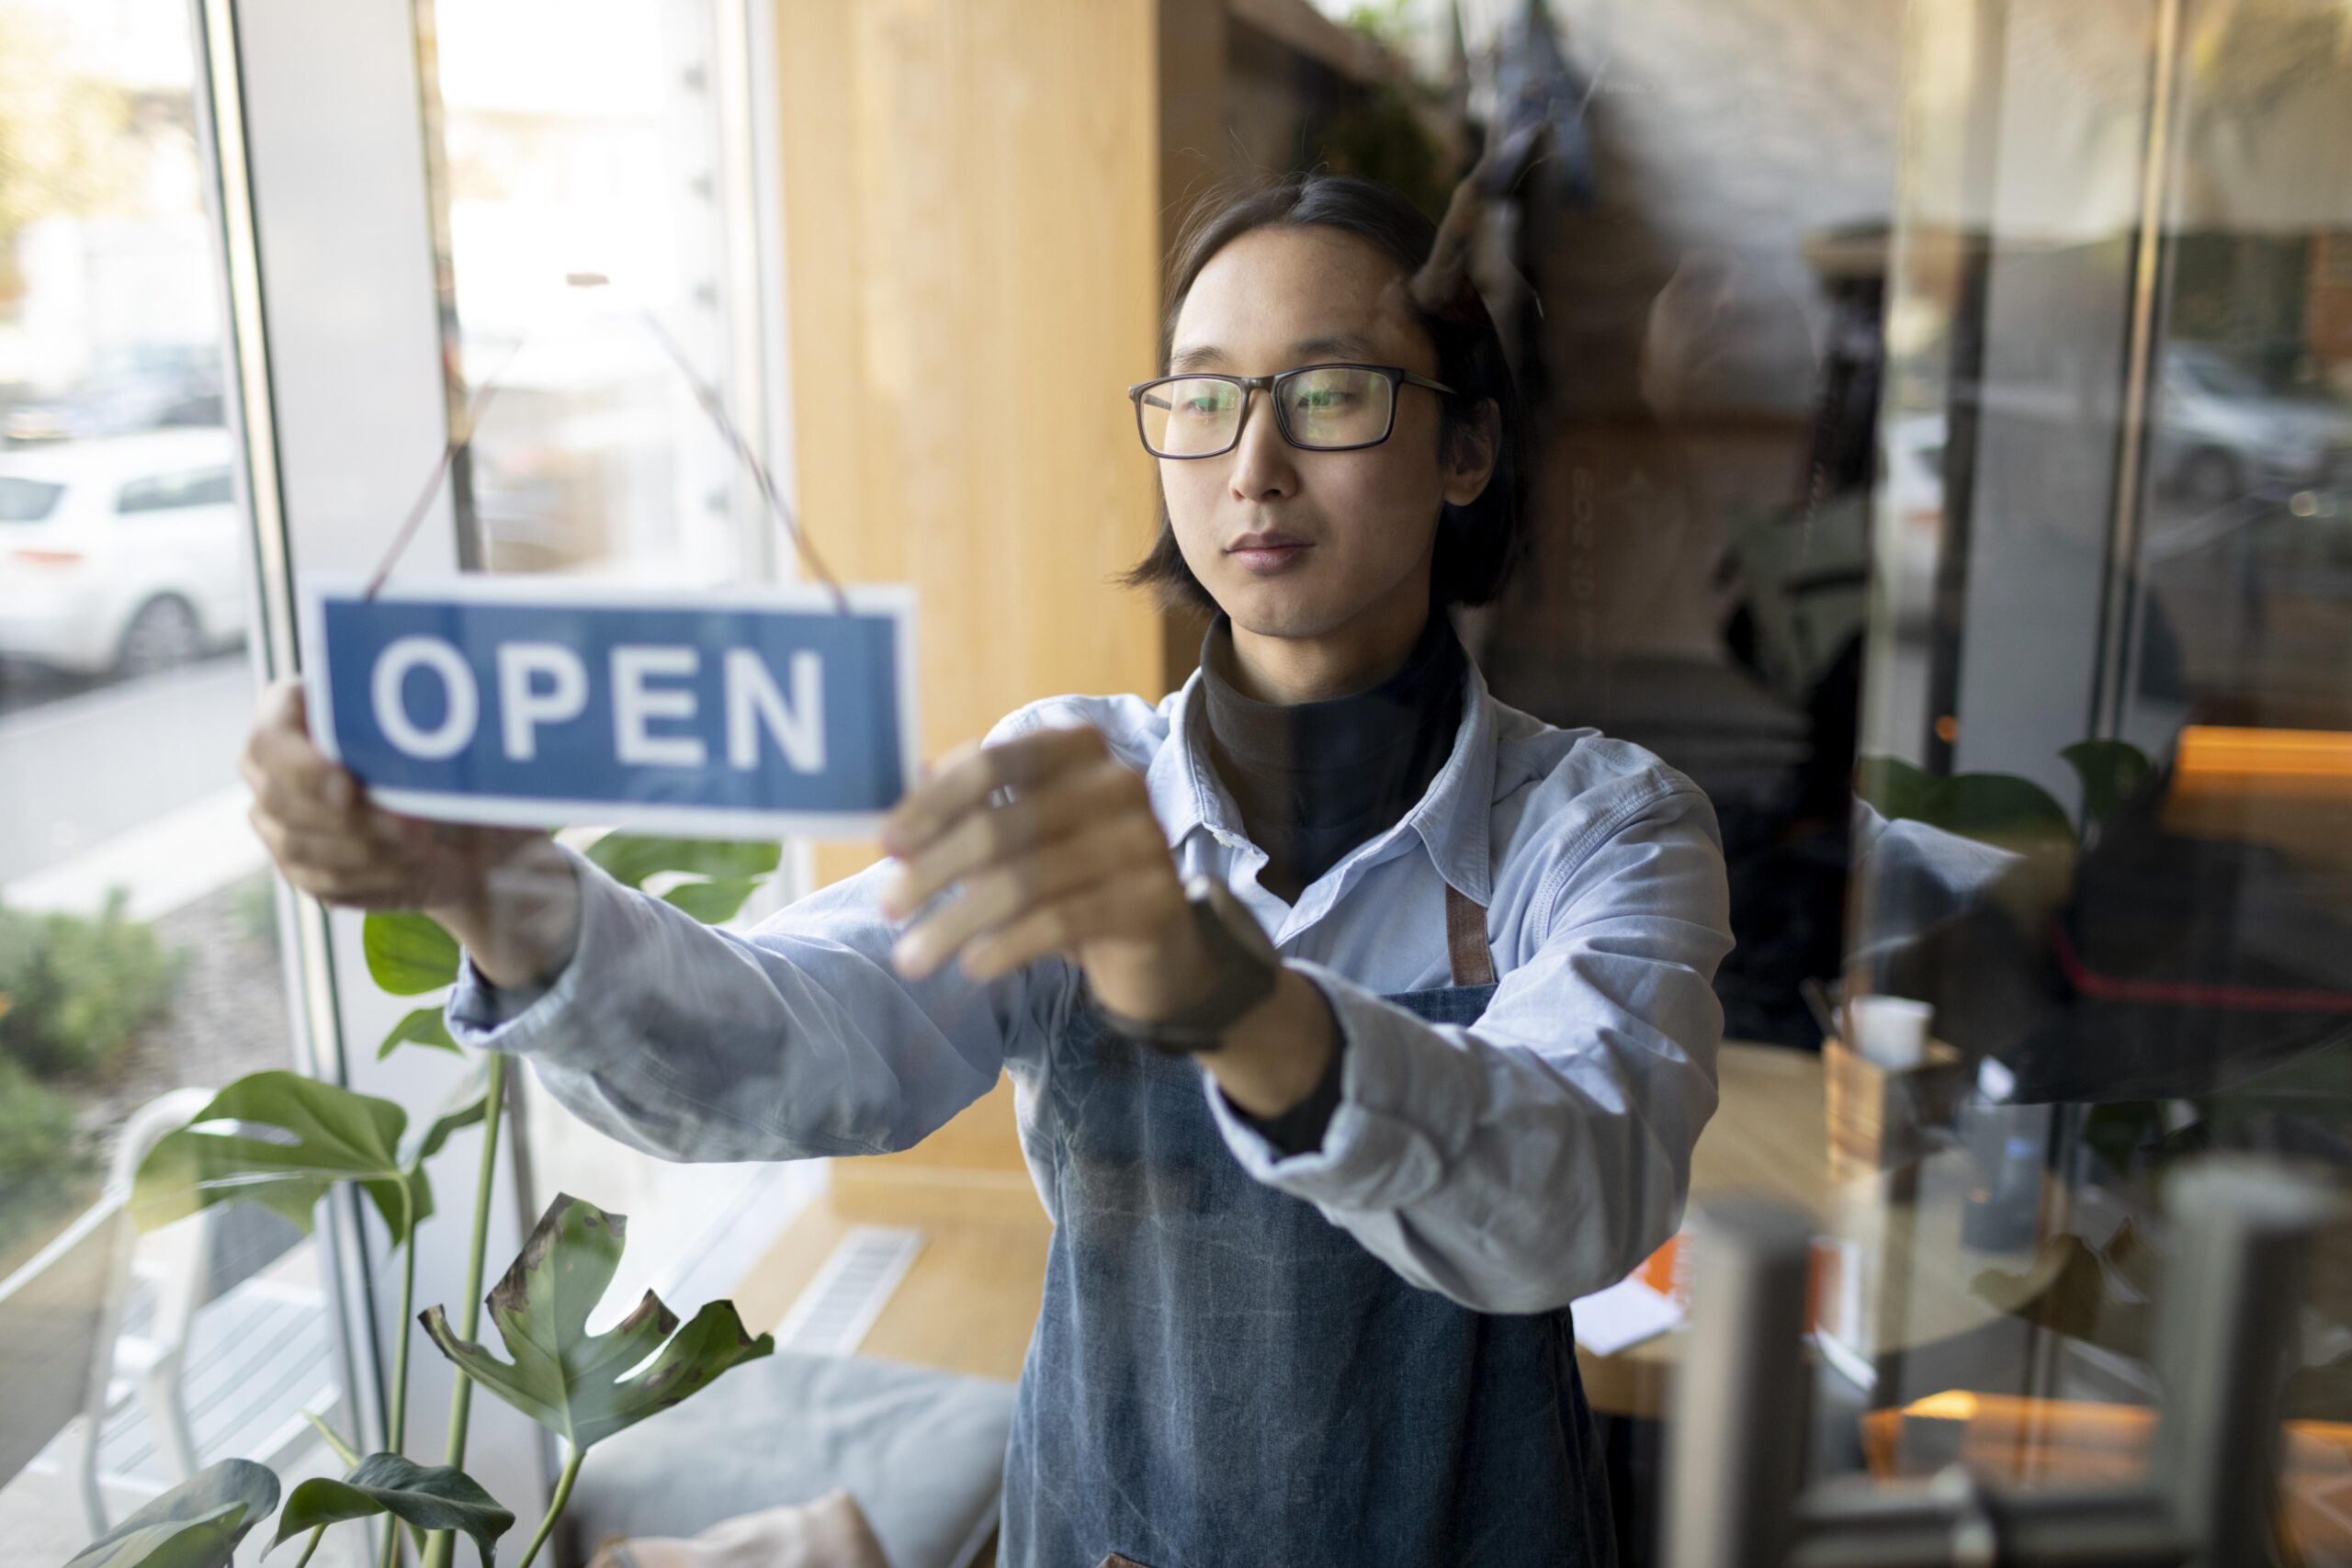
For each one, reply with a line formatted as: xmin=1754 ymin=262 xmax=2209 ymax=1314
xmin=0 ymin=478 xmax=64 ymax=523
xmin=0 ymin=0 xmax=356 ymax=1561
xmin=1837 ymin=0 xmax=2352 ymax=1540
xmin=429 ymin=0 xmax=754 ymax=587
xmin=115 ymin=466 xmax=232 ymax=515
xmin=418 ymin=0 xmax=800 ymax=1314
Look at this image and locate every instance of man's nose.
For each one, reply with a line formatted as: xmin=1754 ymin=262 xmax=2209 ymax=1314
xmin=1227 ymin=387 xmax=1297 ymax=502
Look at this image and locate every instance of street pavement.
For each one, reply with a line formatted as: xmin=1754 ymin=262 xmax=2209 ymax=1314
xmin=0 ymin=655 xmax=257 ymax=897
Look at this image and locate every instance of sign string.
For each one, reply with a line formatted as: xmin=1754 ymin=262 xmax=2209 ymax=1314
xmin=360 ymin=272 xmax=851 ymax=614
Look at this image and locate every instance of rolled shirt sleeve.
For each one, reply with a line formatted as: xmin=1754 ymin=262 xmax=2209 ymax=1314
xmin=447 ymin=841 xmax=1046 ymax=1164
xmin=1204 ymin=786 xmax=1734 ymax=1314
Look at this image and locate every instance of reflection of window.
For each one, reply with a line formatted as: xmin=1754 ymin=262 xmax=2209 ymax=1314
xmin=430 ymin=0 xmax=754 ymax=586
xmin=0 ymin=0 xmax=347 ymax=1555
xmin=0 ymin=479 xmax=65 ymax=523
xmin=114 ymin=468 xmax=232 ymax=515
xmin=1843 ymin=3 xmax=2352 ymax=1543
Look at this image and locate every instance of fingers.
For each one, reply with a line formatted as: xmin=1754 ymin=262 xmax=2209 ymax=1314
xmin=245 ymin=676 xmax=435 ymax=906
xmin=891 ymin=807 xmax=1168 ymax=978
xmin=880 ymin=753 xmax=1146 ymax=919
xmin=959 ymin=867 xmax=1181 ymax=982
xmin=247 ymin=804 xmax=417 ymax=906
xmin=882 ymin=725 xmax=1111 ymax=857
xmin=250 ymin=809 xmax=381 ymax=874
xmin=243 ymin=677 xmax=357 ymax=825
xmin=254 ymin=673 xmax=307 ymax=734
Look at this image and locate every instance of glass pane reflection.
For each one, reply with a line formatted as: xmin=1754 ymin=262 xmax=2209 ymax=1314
xmin=0 ymin=0 xmax=352 ymax=1559
xmin=1839 ymin=0 xmax=2352 ymax=1548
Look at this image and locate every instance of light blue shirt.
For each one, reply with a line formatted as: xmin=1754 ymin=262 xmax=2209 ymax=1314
xmin=448 ymin=660 xmax=1734 ymax=1313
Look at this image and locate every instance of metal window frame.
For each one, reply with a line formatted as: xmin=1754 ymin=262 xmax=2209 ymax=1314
xmin=184 ymin=0 xmax=550 ymax=1541
xmin=187 ymin=0 xmax=803 ymax=1553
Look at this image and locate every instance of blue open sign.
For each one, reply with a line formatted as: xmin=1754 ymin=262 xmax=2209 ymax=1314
xmin=300 ymin=577 xmax=918 ymax=838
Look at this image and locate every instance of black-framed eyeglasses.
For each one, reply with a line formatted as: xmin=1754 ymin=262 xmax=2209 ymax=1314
xmin=1125 ymin=363 xmax=1456 ymax=459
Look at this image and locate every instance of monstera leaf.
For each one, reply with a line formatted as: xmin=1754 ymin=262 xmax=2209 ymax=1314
xmin=420 ymin=1193 xmax=775 ymax=1451
xmin=65 ymin=1458 xmax=279 ymax=1568
xmin=267 ymin=1453 xmax=513 ymax=1568
xmin=132 ymin=1070 xmax=429 ymax=1243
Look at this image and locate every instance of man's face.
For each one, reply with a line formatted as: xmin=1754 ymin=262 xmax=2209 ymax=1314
xmin=1159 ymin=226 xmax=1490 ymax=646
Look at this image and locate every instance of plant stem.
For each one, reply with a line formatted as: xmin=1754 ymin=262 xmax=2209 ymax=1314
xmin=514 ymin=1444 xmax=584 ymax=1568
xmin=293 ymin=1527 xmax=326 ymax=1568
xmin=380 ymin=1179 xmax=419 ymax=1568
xmin=421 ymin=1054 xmax=507 ymax=1568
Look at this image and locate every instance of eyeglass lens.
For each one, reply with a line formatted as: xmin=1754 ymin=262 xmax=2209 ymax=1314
xmin=1139 ymin=367 xmax=1392 ymax=457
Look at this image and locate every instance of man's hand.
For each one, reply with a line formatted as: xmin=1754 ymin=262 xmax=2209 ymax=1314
xmin=878 ymin=724 xmax=1340 ymax=1120
xmin=241 ymin=677 xmax=579 ymax=988
xmin=877 ymin=726 xmax=1218 ymax=1021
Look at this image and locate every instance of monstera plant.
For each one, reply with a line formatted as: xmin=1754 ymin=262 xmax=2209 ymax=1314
xmin=81 ymin=833 xmax=784 ymax=1568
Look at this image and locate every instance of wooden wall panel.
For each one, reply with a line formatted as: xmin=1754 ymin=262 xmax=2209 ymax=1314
xmin=773 ymin=0 xmax=1166 ymax=889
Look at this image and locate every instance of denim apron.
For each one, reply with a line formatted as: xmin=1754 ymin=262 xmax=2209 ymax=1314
xmin=1001 ymin=886 xmax=1614 ymax=1568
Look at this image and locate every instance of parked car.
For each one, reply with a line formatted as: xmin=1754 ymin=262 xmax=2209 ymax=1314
xmin=2154 ymin=344 xmax=2352 ymax=505
xmin=0 ymin=431 xmax=247 ymax=676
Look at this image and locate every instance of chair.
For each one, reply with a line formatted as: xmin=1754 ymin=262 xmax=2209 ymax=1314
xmin=0 ymin=1087 xmax=214 ymax=1536
xmin=564 ymin=1349 xmax=1015 ymax=1568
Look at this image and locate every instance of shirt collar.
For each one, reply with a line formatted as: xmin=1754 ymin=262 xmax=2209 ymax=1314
xmin=1145 ymin=651 xmax=1498 ymax=908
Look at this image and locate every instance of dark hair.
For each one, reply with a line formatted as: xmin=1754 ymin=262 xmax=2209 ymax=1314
xmin=1124 ymin=172 xmax=1526 ymax=612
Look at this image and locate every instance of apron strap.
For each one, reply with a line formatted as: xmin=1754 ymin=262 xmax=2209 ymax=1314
xmin=1443 ymin=883 xmax=1497 ymax=988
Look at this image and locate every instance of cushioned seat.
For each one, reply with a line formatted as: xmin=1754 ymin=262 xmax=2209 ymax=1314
xmin=565 ymin=1350 xmax=1014 ymax=1568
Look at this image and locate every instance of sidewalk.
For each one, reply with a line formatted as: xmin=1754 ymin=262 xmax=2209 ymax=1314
xmin=2 ymin=786 xmax=265 ymax=922
xmin=0 ymin=656 xmax=252 ymax=888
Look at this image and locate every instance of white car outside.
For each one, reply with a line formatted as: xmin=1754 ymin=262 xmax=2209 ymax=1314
xmin=2156 ymin=345 xmax=2352 ymax=504
xmin=0 ymin=429 xmax=248 ymax=675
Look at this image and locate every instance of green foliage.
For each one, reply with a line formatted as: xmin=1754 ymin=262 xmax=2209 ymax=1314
xmin=2059 ymin=739 xmax=2154 ymax=832
xmin=364 ymin=913 xmax=462 ymax=997
xmin=659 ymin=876 xmax=765 ymax=923
xmin=381 ymin=1004 xmax=459 ymax=1060
xmin=1342 ymin=0 xmax=1419 ymax=47
xmin=268 ymin=1454 xmax=513 ymax=1568
xmin=420 ymin=1193 xmax=775 ymax=1451
xmin=62 ymin=1458 xmax=279 ymax=1568
xmin=303 ymin=1410 xmax=363 ymax=1471
xmin=594 ymin=835 xmax=778 ymax=927
xmin=72 ymin=834 xmax=788 ymax=1567
xmin=1854 ymin=755 xmax=2076 ymax=850
xmin=0 ymin=1053 xmax=91 ymax=1253
xmin=0 ymin=891 xmax=180 ymax=1078
xmin=365 ymin=837 xmax=779 ymax=1062
xmin=229 ymin=870 xmax=282 ymax=952
xmin=403 ymin=1061 xmax=492 ymax=1168
xmin=132 ymin=1070 xmax=430 ymax=1243
xmin=586 ymin=833 xmax=780 ymax=893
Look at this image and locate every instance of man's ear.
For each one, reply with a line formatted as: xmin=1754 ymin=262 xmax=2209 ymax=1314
xmin=1442 ymin=398 xmax=1501 ymax=507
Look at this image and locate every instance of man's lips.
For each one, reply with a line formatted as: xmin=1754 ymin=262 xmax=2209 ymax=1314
xmin=1226 ymin=533 xmax=1311 ymax=553
xmin=1226 ymin=538 xmax=1313 ymax=571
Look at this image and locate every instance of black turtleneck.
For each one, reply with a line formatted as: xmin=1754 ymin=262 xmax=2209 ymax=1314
xmin=1198 ymin=608 xmax=1466 ymax=1154
xmin=1199 ymin=610 xmax=1465 ymax=905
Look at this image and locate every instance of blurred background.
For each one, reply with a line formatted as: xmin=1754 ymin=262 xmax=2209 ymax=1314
xmin=1 ymin=0 xmax=2347 ymax=1563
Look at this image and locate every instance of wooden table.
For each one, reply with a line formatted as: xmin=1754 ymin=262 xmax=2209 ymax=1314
xmin=1575 ymin=1042 xmax=1827 ymax=1418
